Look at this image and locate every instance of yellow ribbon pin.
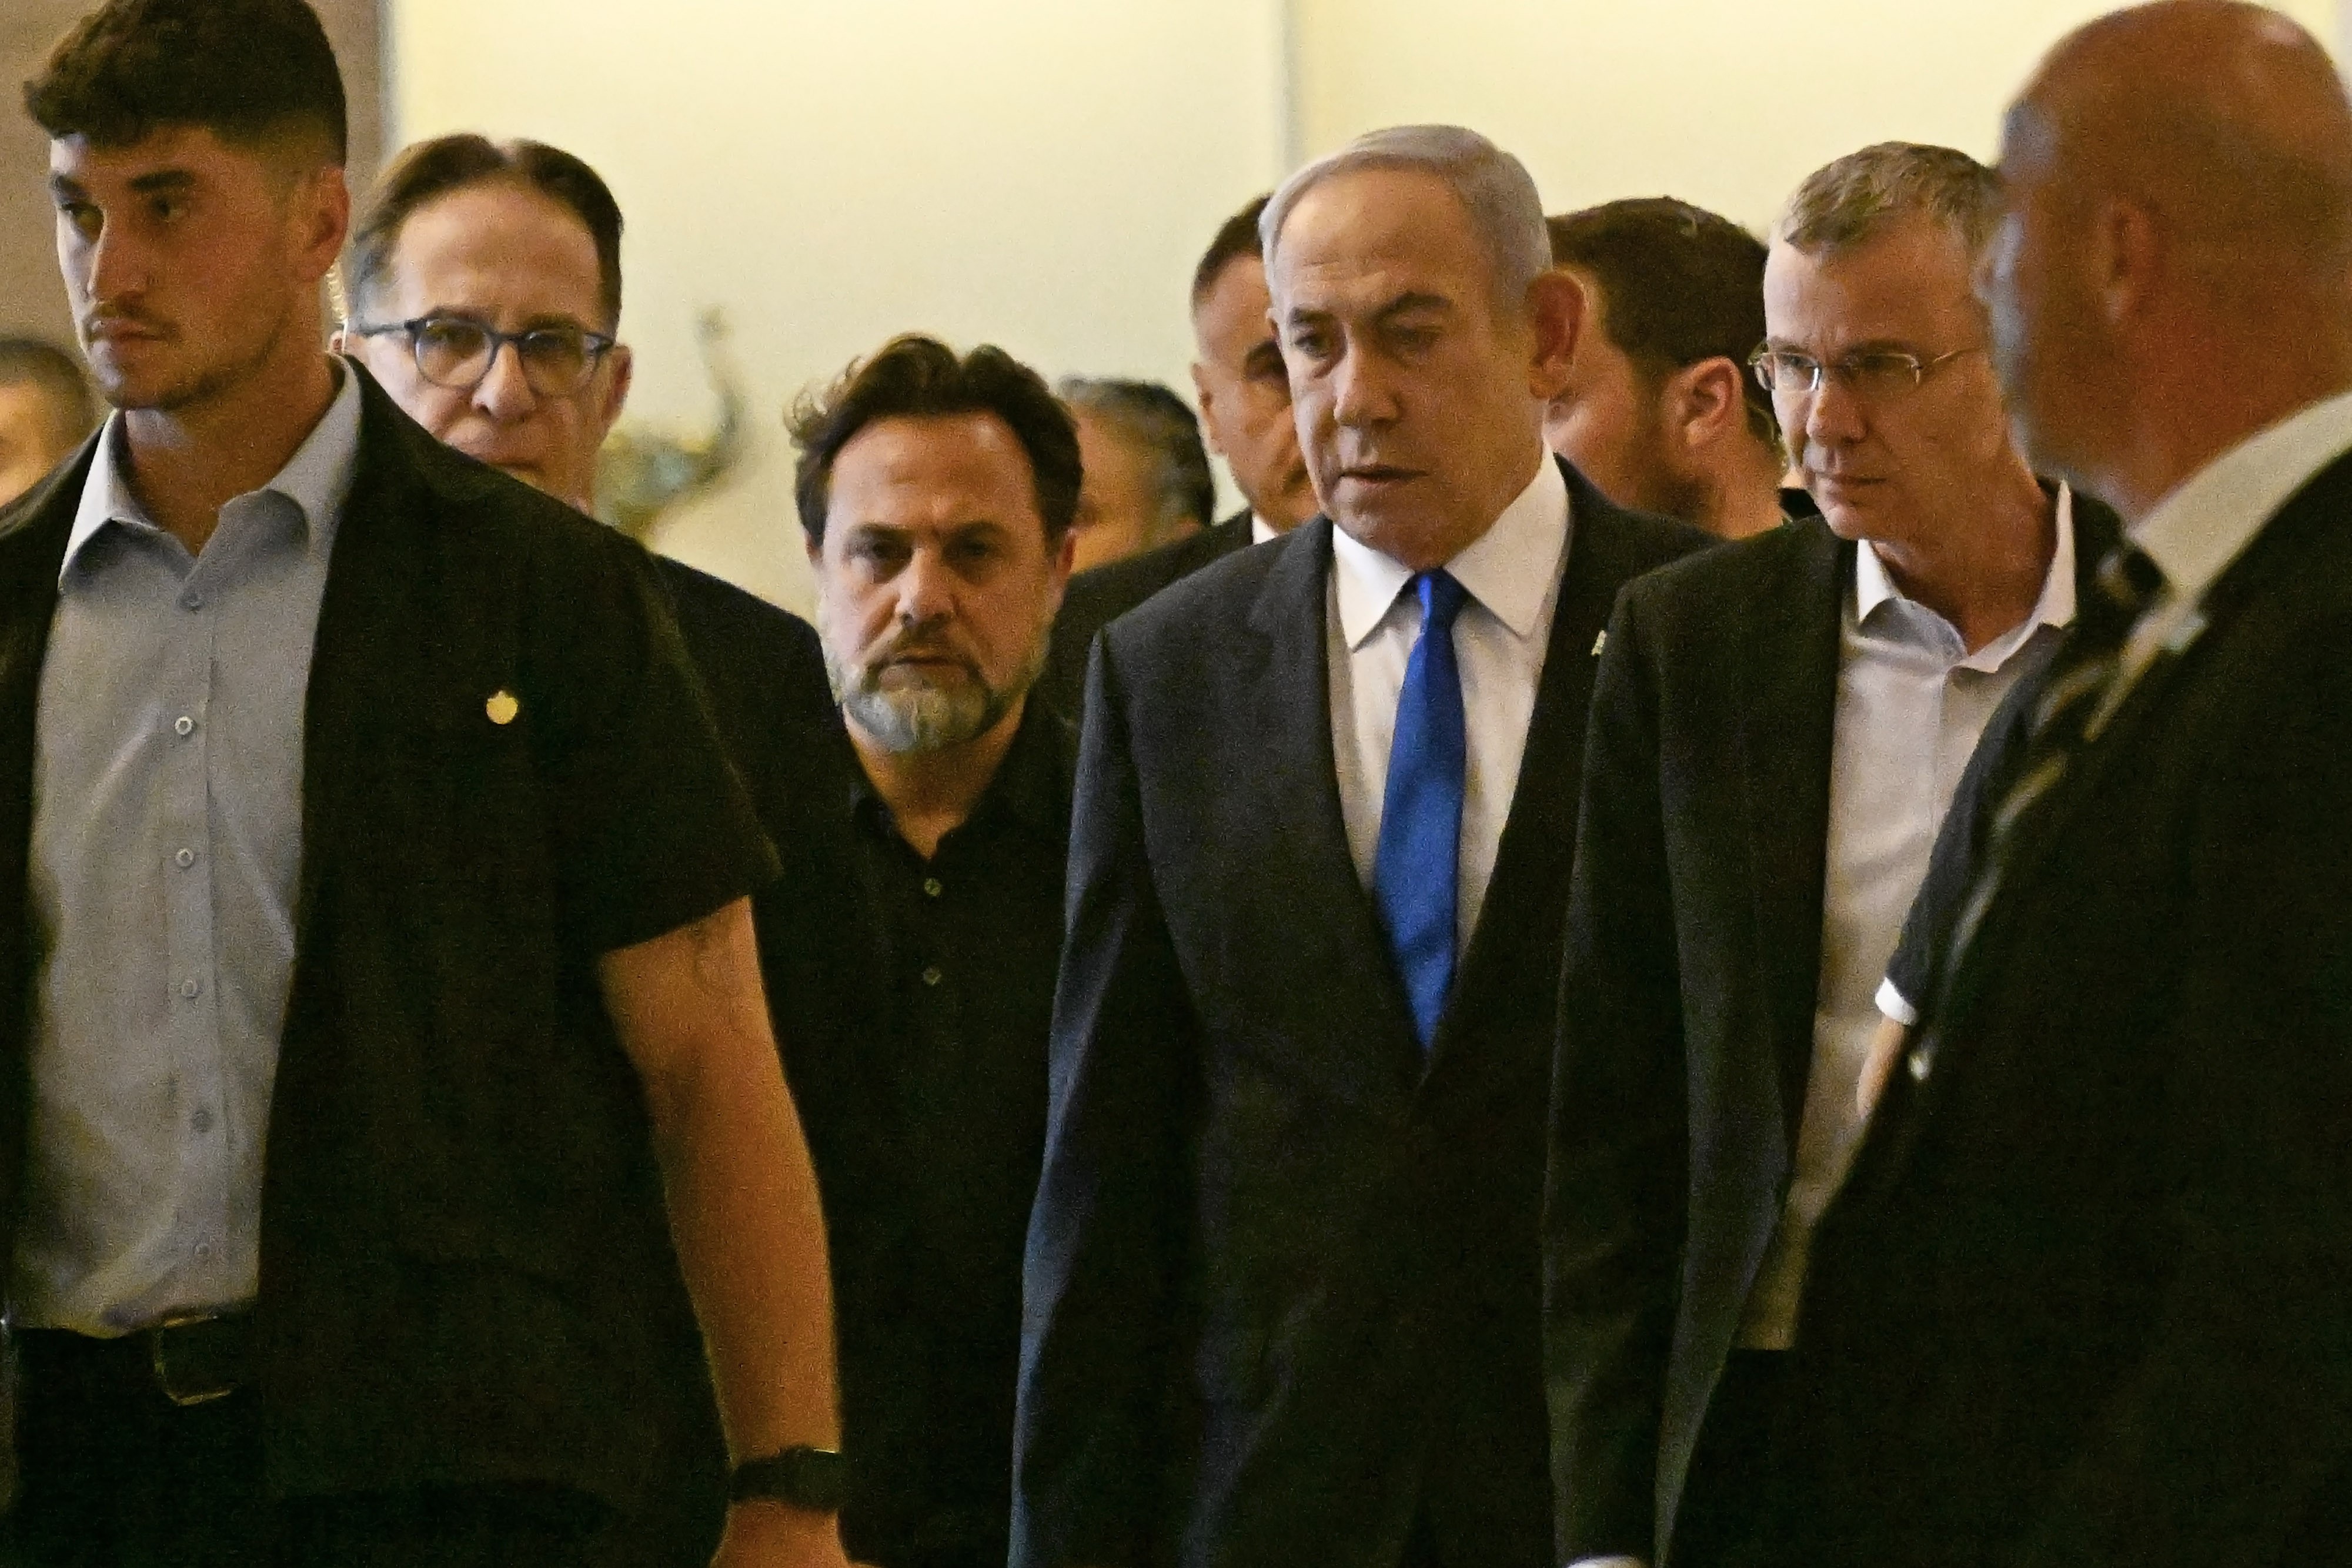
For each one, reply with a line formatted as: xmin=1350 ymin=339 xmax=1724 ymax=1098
xmin=486 ymin=690 xmax=520 ymax=726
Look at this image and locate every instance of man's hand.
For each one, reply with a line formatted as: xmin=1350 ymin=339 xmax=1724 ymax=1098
xmin=709 ymin=1500 xmax=851 ymax=1568
xmin=1857 ymin=1011 xmax=1910 ymax=1117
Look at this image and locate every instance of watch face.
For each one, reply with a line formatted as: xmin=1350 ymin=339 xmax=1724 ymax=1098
xmin=731 ymin=1447 xmax=849 ymax=1513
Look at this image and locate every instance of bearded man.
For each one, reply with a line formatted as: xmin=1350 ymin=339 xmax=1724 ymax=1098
xmin=767 ymin=333 xmax=1078 ymax=1568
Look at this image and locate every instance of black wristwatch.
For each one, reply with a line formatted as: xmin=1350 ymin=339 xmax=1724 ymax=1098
xmin=729 ymin=1446 xmax=850 ymax=1513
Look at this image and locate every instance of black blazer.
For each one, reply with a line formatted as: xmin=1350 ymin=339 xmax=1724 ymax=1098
xmin=1780 ymin=452 xmax=2352 ymax=1567
xmin=0 ymin=369 xmax=773 ymax=1512
xmin=1012 ymin=461 xmax=1711 ymax=1568
xmin=1542 ymin=497 xmax=2120 ymax=1564
xmin=1036 ymin=509 xmax=1258 ymax=722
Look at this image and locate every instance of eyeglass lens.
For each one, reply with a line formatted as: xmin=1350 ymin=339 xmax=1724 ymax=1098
xmin=412 ymin=319 xmax=599 ymax=396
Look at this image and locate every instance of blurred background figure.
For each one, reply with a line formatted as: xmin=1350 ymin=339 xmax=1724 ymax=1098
xmin=1545 ymin=199 xmax=1791 ymax=539
xmin=0 ymin=338 xmax=96 ymax=507
xmin=1058 ymin=376 xmax=1214 ymax=574
xmin=1038 ymin=193 xmax=1317 ymax=722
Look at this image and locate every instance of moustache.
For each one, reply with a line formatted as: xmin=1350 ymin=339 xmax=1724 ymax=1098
xmin=857 ymin=624 xmax=981 ymax=683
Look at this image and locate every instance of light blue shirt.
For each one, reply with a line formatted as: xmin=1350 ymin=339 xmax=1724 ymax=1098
xmin=12 ymin=364 xmax=361 ymax=1335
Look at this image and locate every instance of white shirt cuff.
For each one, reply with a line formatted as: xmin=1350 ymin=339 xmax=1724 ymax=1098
xmin=1876 ymin=975 xmax=1917 ymax=1027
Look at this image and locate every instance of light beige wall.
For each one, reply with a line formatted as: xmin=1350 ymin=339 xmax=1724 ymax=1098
xmin=389 ymin=0 xmax=2341 ymax=609
xmin=1295 ymin=0 xmax=2340 ymax=229
xmin=389 ymin=0 xmax=1285 ymax=610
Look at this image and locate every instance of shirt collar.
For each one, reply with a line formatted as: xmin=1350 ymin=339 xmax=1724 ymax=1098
xmin=2130 ymin=382 xmax=2352 ymax=609
xmin=1329 ymin=453 xmax=1570 ymax=650
xmin=1852 ymin=481 xmax=2080 ymax=657
xmin=1250 ymin=513 xmax=1279 ymax=547
xmin=62 ymin=358 xmax=363 ymax=582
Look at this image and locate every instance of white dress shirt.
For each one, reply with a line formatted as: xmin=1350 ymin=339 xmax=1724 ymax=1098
xmin=1739 ymin=490 xmax=2079 ymax=1352
xmin=1250 ymin=512 xmax=1280 ymax=546
xmin=1327 ymin=456 xmax=1569 ymax=955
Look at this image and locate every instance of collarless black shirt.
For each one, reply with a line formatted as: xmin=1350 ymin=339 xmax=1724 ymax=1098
xmin=766 ymin=693 xmax=1073 ymax=1568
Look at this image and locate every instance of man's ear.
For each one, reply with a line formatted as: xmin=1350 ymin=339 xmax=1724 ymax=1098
xmin=2092 ymin=195 xmax=2160 ymax=329
xmin=290 ymin=163 xmax=350 ymax=285
xmin=593 ymin=343 xmax=634 ymax=444
xmin=1668 ymin=356 xmax=1748 ymax=453
xmin=1526 ymin=269 xmax=1587 ymax=402
xmin=1189 ymin=360 xmax=1227 ymax=457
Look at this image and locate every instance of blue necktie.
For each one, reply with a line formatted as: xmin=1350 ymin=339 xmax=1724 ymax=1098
xmin=1373 ymin=570 xmax=1469 ymax=1049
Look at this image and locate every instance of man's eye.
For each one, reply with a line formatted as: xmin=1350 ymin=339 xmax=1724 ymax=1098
xmin=58 ymin=202 xmax=101 ymax=242
xmin=1288 ymin=329 xmax=1333 ymax=360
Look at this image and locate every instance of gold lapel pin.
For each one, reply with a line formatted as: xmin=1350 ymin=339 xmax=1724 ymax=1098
xmin=486 ymin=690 xmax=520 ymax=726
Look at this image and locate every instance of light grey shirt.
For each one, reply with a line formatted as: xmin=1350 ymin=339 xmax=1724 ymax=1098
xmin=13 ymin=365 xmax=361 ymax=1335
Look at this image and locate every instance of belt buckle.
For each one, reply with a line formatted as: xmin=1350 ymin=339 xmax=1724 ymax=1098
xmin=148 ymin=1313 xmax=240 ymax=1407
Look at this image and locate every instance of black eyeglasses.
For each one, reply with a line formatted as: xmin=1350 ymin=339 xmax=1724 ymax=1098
xmin=1748 ymin=345 xmax=1983 ymax=400
xmin=348 ymin=315 xmax=616 ymax=397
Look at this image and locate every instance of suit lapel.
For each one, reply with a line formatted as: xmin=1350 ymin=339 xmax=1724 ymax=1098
xmin=1732 ymin=520 xmax=1849 ymax=1144
xmin=1430 ymin=466 xmax=1643 ymax=1076
xmin=1242 ymin=520 xmax=1425 ymax=1088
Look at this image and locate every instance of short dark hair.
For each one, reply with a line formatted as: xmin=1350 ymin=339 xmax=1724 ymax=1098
xmin=1058 ymin=376 xmax=1215 ymax=544
xmin=0 ymin=339 xmax=98 ymax=450
xmin=1192 ymin=193 xmax=1271 ymax=308
xmin=1548 ymin=198 xmax=1776 ymax=450
xmin=789 ymin=335 xmax=1081 ymax=549
xmin=25 ymin=0 xmax=346 ymax=163
xmin=352 ymin=135 xmax=624 ymax=327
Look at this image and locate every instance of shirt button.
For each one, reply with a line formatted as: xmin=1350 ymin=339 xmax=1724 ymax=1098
xmin=174 ymin=847 xmax=196 ymax=868
xmin=179 ymin=978 xmax=201 ymax=999
xmin=173 ymin=716 xmax=195 ymax=737
xmin=181 ymin=592 xmax=202 ymax=611
xmin=923 ymin=878 xmax=943 ymax=898
xmin=191 ymin=1107 xmax=214 ymax=1133
xmin=193 ymin=1242 xmax=212 ymax=1261
xmin=920 ymin=965 xmax=944 ymax=987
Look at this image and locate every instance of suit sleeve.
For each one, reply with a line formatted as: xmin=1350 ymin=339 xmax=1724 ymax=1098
xmin=2017 ymin=615 xmax=2352 ymax=1566
xmin=1544 ymin=587 xmax=1690 ymax=1563
xmin=1012 ymin=634 xmax=1202 ymax=1568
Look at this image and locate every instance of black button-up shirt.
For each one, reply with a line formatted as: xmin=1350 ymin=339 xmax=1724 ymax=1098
xmin=763 ymin=694 xmax=1072 ymax=1568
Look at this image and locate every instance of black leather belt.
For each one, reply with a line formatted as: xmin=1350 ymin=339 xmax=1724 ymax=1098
xmin=16 ymin=1313 xmax=253 ymax=1407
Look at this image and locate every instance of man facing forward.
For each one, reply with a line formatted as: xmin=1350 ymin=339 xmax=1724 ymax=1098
xmin=1012 ymin=124 xmax=1709 ymax=1568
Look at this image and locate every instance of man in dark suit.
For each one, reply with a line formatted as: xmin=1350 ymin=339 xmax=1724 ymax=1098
xmin=1775 ymin=6 xmax=2352 ymax=1564
xmin=1037 ymin=195 xmax=1320 ymax=721
xmin=6 ymin=3 xmax=848 ymax=1562
xmin=1544 ymin=142 xmax=2120 ymax=1568
xmin=762 ymin=333 xmax=1079 ymax=1568
xmin=1013 ymin=125 xmax=1710 ymax=1568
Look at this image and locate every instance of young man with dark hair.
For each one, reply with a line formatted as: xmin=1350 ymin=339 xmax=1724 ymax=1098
xmin=764 ymin=332 xmax=1076 ymax=1568
xmin=1037 ymin=190 xmax=1317 ymax=722
xmin=340 ymin=127 xmax=844 ymax=1563
xmin=1544 ymin=199 xmax=1790 ymax=540
xmin=0 ymin=338 xmax=96 ymax=506
xmin=6 ymin=2 xmax=848 ymax=1563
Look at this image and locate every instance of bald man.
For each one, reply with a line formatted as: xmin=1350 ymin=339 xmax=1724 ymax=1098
xmin=1783 ymin=5 xmax=2352 ymax=1565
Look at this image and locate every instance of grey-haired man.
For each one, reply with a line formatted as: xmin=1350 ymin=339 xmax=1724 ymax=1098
xmin=1011 ymin=123 xmax=1710 ymax=1568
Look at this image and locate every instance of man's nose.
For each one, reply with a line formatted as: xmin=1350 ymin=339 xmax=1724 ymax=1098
xmin=471 ymin=340 xmax=537 ymax=420
xmin=895 ymin=547 xmax=956 ymax=625
xmin=84 ymin=220 xmax=146 ymax=308
xmin=1803 ymin=375 xmax=1867 ymax=447
xmin=1329 ymin=344 xmax=1396 ymax=430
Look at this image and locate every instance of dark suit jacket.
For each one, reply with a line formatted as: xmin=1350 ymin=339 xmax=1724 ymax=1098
xmin=1542 ymin=495 xmax=2120 ymax=1564
xmin=0 ymin=367 xmax=772 ymax=1512
xmin=1037 ymin=509 xmax=1257 ymax=722
xmin=1012 ymin=461 xmax=1711 ymax=1568
xmin=1780 ymin=452 xmax=2352 ymax=1567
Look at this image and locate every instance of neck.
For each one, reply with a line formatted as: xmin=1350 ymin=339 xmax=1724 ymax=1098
xmin=1868 ymin=453 xmax=2056 ymax=653
xmin=847 ymin=694 xmax=1026 ymax=860
xmin=1701 ymin=453 xmax=1789 ymax=541
xmin=121 ymin=333 xmax=338 ymax=556
xmin=1368 ymin=444 xmax=1545 ymax=573
xmin=2096 ymin=337 xmax=2352 ymax=525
